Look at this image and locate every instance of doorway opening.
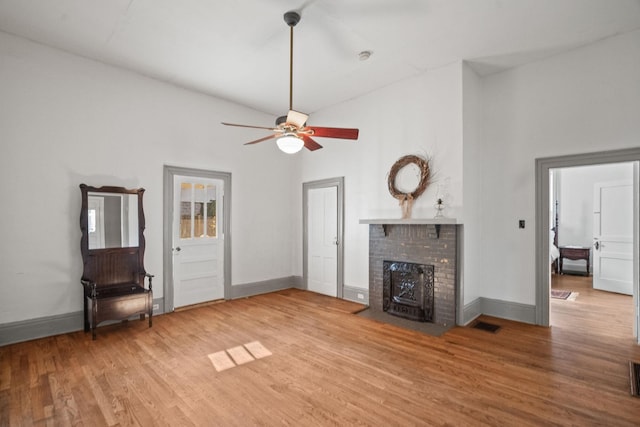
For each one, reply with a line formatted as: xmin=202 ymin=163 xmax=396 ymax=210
xmin=549 ymin=163 xmax=635 ymax=338
xmin=535 ymin=148 xmax=640 ymax=345
xmin=303 ymin=177 xmax=344 ymax=298
xmin=163 ymin=166 xmax=232 ymax=313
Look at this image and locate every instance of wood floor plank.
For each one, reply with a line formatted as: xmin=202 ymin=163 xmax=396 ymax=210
xmin=3 ymin=286 xmax=640 ymax=425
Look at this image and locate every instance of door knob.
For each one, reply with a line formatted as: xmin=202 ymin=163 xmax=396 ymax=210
xmin=174 ymin=247 xmax=181 ymax=252
xmin=594 ymin=241 xmax=599 ymax=250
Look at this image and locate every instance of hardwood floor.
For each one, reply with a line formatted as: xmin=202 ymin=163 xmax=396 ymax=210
xmin=551 ymin=273 xmax=636 ymax=339
xmin=2 ymin=287 xmax=640 ymax=426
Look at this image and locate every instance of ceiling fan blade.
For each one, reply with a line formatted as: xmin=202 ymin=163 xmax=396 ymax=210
xmin=307 ymin=126 xmax=359 ymax=140
xmin=302 ymin=135 xmax=323 ymax=151
xmin=287 ymin=110 xmax=308 ymax=128
xmin=222 ymin=122 xmax=278 ymax=131
xmin=244 ymin=134 xmax=278 ymax=145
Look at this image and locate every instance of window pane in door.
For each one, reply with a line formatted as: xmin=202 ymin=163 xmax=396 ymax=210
xmin=194 ymin=184 xmax=205 ymax=237
xmin=206 ymin=184 xmax=216 ymax=237
xmin=180 ymin=183 xmax=193 ymax=239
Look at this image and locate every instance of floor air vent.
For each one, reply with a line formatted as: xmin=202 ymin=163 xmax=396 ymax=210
xmin=630 ymin=361 xmax=640 ymax=397
xmin=472 ymin=321 xmax=501 ymax=333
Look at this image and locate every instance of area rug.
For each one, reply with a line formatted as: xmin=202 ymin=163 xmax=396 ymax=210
xmin=356 ymin=308 xmax=452 ymax=337
xmin=551 ymin=289 xmax=572 ymax=300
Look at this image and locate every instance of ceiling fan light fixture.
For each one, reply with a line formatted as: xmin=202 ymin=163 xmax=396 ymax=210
xmin=276 ymin=133 xmax=304 ymax=154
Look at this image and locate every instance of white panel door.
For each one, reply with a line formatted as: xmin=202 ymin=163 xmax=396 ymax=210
xmin=593 ymin=181 xmax=633 ymax=295
xmin=308 ymin=186 xmax=338 ymax=297
xmin=173 ymin=176 xmax=224 ymax=307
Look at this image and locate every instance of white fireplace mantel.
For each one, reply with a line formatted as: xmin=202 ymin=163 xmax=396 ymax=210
xmin=359 ymin=218 xmax=458 ymax=225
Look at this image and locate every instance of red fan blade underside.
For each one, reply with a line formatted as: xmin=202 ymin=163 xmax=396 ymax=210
xmin=307 ymin=126 xmax=359 ymax=140
xmin=222 ymin=122 xmax=279 ymax=131
xmin=302 ymin=135 xmax=323 ymax=151
xmin=244 ymin=134 xmax=278 ymax=145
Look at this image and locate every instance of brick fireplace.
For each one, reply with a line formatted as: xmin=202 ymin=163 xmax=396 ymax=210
xmin=362 ymin=220 xmax=458 ymax=327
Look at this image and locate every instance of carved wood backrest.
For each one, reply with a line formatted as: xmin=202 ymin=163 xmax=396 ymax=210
xmin=79 ymin=184 xmax=147 ymax=289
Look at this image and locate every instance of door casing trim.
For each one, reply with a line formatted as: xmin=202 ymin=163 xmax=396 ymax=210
xmin=535 ymin=148 xmax=639 ymax=341
xmin=303 ymin=177 xmax=345 ymax=299
xmin=163 ymin=165 xmax=232 ymax=313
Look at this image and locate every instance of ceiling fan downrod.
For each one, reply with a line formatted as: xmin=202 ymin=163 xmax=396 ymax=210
xmin=284 ymin=11 xmax=300 ymax=112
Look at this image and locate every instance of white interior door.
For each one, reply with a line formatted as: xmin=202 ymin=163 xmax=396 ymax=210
xmin=593 ymin=180 xmax=633 ymax=295
xmin=308 ymin=186 xmax=338 ymax=297
xmin=173 ymin=176 xmax=224 ymax=307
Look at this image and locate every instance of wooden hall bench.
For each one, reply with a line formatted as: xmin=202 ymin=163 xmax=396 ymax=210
xmin=79 ymin=184 xmax=153 ymax=340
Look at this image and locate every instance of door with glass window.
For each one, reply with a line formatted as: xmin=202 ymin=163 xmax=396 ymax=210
xmin=173 ymin=176 xmax=224 ymax=307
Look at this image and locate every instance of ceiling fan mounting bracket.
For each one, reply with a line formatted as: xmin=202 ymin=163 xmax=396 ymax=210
xmin=283 ymin=11 xmax=301 ymax=27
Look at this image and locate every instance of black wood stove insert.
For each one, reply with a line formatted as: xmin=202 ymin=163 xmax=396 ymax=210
xmin=383 ymin=261 xmax=434 ymax=322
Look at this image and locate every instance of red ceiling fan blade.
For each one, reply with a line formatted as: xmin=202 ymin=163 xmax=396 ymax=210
xmin=222 ymin=122 xmax=279 ymax=131
xmin=244 ymin=134 xmax=278 ymax=145
xmin=302 ymin=135 xmax=323 ymax=151
xmin=287 ymin=110 xmax=308 ymax=128
xmin=307 ymin=126 xmax=359 ymax=140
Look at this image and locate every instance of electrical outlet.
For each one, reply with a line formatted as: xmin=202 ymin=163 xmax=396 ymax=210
xmin=153 ymin=304 xmax=159 ymax=311
xmin=357 ymin=293 xmax=364 ymax=300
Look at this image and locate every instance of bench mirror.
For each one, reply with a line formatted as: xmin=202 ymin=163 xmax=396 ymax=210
xmin=87 ymin=191 xmax=139 ymax=249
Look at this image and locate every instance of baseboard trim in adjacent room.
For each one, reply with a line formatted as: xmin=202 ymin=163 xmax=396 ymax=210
xmin=343 ymin=286 xmax=368 ymax=305
xmin=230 ymin=276 xmax=301 ymax=299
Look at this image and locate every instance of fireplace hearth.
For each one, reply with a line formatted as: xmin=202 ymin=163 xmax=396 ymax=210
xmin=383 ymin=261 xmax=434 ymax=322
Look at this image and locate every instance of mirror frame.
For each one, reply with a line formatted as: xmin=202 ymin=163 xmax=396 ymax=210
xmin=79 ymin=184 xmax=146 ymax=270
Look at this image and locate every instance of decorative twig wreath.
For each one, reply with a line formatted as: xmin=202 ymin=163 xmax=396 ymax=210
xmin=387 ymin=154 xmax=431 ymax=219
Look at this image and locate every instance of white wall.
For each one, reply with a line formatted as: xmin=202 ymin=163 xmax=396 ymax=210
xmin=556 ymin=162 xmax=634 ymax=271
xmin=297 ymin=62 xmax=464 ymax=291
xmin=461 ymin=63 xmax=484 ymax=304
xmin=479 ymin=29 xmax=640 ymax=305
xmin=0 ymin=32 xmax=298 ymax=324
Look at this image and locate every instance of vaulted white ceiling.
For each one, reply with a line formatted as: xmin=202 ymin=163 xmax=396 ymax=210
xmin=1 ymin=0 xmax=639 ymax=117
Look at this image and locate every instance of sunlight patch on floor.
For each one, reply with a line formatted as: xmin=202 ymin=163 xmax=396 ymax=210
xmin=208 ymin=341 xmax=272 ymax=372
